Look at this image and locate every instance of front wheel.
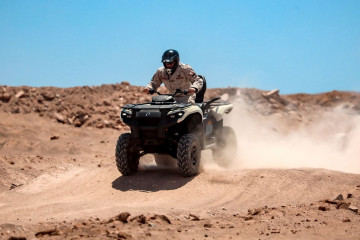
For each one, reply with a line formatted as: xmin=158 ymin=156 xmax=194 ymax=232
xmin=115 ymin=133 xmax=140 ymax=176
xmin=177 ymin=134 xmax=201 ymax=177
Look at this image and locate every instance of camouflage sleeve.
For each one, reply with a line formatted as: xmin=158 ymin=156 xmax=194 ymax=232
xmin=186 ymin=65 xmax=203 ymax=92
xmin=146 ymin=69 xmax=162 ymax=90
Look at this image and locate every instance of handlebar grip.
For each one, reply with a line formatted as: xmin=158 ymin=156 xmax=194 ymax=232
xmin=174 ymin=88 xmax=188 ymax=95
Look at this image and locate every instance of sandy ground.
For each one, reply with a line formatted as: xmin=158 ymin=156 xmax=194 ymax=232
xmin=0 ymin=86 xmax=360 ymax=239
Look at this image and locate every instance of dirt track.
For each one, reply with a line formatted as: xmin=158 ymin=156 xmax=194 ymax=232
xmin=1 ymin=86 xmax=360 ymax=239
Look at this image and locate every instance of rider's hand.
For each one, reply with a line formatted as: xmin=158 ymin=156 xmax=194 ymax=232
xmin=143 ymin=88 xmax=150 ymax=94
xmin=187 ymin=88 xmax=196 ymax=95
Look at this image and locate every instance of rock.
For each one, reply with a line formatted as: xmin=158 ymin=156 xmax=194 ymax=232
xmin=148 ymin=223 xmax=157 ymax=227
xmin=114 ymin=212 xmax=131 ymax=223
xmin=103 ymin=100 xmax=111 ymax=106
xmin=104 ymin=120 xmax=110 ymax=126
xmin=54 ymin=113 xmax=65 ymax=123
xmin=189 ymin=213 xmax=200 ymax=221
xmin=263 ymin=89 xmax=280 ymax=98
xmin=121 ymin=81 xmax=130 ymax=86
xmin=11 ymin=107 xmax=20 ymax=114
xmin=130 ymin=215 xmax=147 ymax=224
xmin=334 ymin=194 xmax=344 ymax=201
xmin=8 ymin=237 xmax=27 ymax=240
xmin=74 ymin=114 xmax=88 ymax=127
xmin=74 ymin=119 xmax=82 ymax=127
xmin=50 ymin=135 xmax=60 ymax=140
xmin=248 ymin=208 xmax=262 ymax=216
xmin=318 ymin=206 xmax=328 ymax=211
xmin=67 ymin=117 xmax=74 ymax=124
xmin=149 ymin=214 xmax=171 ymax=224
xmin=204 ymin=223 xmax=213 ymax=228
xmin=15 ymin=90 xmax=25 ymax=99
xmin=35 ymin=229 xmax=60 ymax=237
xmin=117 ymin=232 xmax=132 ymax=239
xmin=349 ymin=205 xmax=358 ymax=213
xmin=41 ymin=92 xmax=55 ymax=101
xmin=0 ymin=92 xmax=12 ymax=102
xmin=114 ymin=125 xmax=123 ymax=130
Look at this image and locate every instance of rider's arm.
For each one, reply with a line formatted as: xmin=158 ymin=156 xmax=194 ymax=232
xmin=145 ymin=68 xmax=163 ymax=92
xmin=184 ymin=65 xmax=203 ymax=93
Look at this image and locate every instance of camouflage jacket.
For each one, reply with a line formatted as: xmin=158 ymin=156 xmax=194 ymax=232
xmin=146 ymin=63 xmax=203 ymax=104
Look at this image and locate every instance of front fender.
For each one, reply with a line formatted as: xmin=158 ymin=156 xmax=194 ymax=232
xmin=174 ymin=105 xmax=203 ymax=123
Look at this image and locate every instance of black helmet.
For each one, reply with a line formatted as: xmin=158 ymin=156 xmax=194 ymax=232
xmin=162 ymin=49 xmax=179 ymax=72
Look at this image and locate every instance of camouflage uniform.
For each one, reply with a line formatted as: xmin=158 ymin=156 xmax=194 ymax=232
xmin=146 ymin=63 xmax=203 ymax=104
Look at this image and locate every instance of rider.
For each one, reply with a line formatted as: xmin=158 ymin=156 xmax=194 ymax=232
xmin=143 ymin=49 xmax=203 ymax=104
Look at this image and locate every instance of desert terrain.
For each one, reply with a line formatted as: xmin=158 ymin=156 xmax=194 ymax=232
xmin=0 ymin=83 xmax=359 ymax=240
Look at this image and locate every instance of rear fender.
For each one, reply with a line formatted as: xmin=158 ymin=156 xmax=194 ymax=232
xmin=210 ymin=104 xmax=233 ymax=121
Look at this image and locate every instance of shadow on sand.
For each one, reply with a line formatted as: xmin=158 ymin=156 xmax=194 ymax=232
xmin=112 ymin=166 xmax=194 ymax=192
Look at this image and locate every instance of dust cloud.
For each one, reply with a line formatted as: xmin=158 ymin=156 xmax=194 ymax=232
xmin=224 ymin=97 xmax=360 ymax=174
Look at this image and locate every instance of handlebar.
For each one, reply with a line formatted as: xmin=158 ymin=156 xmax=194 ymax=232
xmin=149 ymin=88 xmax=188 ymax=96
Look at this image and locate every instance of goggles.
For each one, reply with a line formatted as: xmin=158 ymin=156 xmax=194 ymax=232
xmin=164 ymin=61 xmax=175 ymax=67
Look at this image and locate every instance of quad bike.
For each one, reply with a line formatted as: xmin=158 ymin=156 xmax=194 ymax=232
xmin=115 ymin=88 xmax=237 ymax=177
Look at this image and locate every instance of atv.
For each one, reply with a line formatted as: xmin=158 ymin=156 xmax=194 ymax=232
xmin=115 ymin=88 xmax=237 ymax=177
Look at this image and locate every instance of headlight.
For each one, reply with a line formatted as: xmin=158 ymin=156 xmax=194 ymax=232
xmin=121 ymin=109 xmax=132 ymax=119
xmin=168 ymin=111 xmax=184 ymax=119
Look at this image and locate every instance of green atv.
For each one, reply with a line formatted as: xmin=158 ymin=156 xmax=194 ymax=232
xmin=115 ymin=89 xmax=237 ymax=177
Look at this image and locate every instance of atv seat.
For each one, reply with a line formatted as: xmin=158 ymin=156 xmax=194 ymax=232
xmin=195 ymin=75 xmax=206 ymax=103
xmin=196 ymin=97 xmax=222 ymax=113
xmin=152 ymin=95 xmax=176 ymax=103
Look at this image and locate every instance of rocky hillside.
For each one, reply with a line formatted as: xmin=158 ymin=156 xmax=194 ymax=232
xmin=1 ymin=83 xmax=360 ymax=240
xmin=1 ymin=83 xmax=360 ymax=131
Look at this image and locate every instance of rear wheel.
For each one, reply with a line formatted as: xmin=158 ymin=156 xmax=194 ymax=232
xmin=212 ymin=126 xmax=237 ymax=167
xmin=115 ymin=133 xmax=140 ymax=176
xmin=177 ymin=134 xmax=201 ymax=177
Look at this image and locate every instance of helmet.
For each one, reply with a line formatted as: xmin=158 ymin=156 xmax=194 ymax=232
xmin=161 ymin=49 xmax=179 ymax=73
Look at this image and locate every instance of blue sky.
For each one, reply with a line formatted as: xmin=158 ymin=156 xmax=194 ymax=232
xmin=0 ymin=0 xmax=359 ymax=94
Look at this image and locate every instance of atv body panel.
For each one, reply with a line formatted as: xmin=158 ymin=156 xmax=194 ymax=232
xmin=121 ymin=100 xmax=204 ymax=156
